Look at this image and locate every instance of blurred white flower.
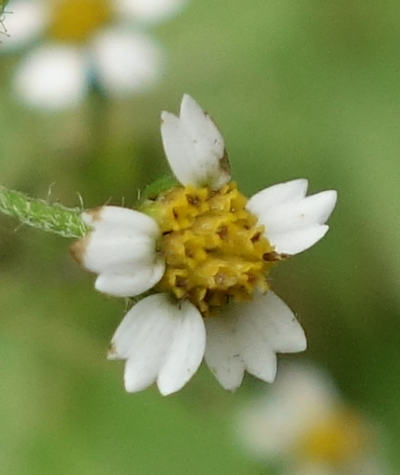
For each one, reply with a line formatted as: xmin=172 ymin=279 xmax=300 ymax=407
xmin=114 ymin=0 xmax=186 ymax=23
xmin=72 ymin=95 xmax=337 ymax=395
xmin=14 ymin=44 xmax=87 ymax=109
xmin=2 ymin=0 xmax=48 ymax=48
xmin=237 ymin=363 xmax=387 ymax=475
xmin=4 ymin=0 xmax=185 ymax=109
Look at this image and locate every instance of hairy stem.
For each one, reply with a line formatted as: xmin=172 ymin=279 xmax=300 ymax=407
xmin=0 ymin=186 xmax=88 ymax=238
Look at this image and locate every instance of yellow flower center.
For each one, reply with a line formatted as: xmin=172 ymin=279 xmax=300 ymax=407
xmin=153 ymin=182 xmax=278 ymax=315
xmin=48 ymin=0 xmax=112 ymax=42
xmin=298 ymin=408 xmax=368 ymax=465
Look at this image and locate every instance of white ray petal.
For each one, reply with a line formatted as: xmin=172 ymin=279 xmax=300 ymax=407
xmin=84 ymin=236 xmax=157 ymax=274
xmin=247 ymin=180 xmax=337 ymax=255
xmin=237 ymin=292 xmax=307 ymax=355
xmin=3 ymin=0 xmax=48 ymax=50
xmin=247 ymin=179 xmax=308 ymax=217
xmin=161 ymin=94 xmax=231 ymax=190
xmin=111 ymin=295 xmax=178 ymax=392
xmin=109 ymin=294 xmax=205 ymax=395
xmin=90 ymin=28 xmax=162 ymax=97
xmin=82 ymin=206 xmax=159 ymax=238
xmin=205 ymin=292 xmax=306 ymax=388
xmin=114 ymin=0 xmax=186 ymax=23
xmin=123 ymin=355 xmax=159 ymax=392
xmin=74 ymin=206 xmax=164 ymax=297
xmin=236 ymin=318 xmax=278 ymax=383
xmin=268 ymin=225 xmax=329 ymax=255
xmin=233 ymin=292 xmax=305 ymax=383
xmin=95 ymin=258 xmax=165 ymax=297
xmin=180 ymin=94 xmax=225 ymax=158
xmin=160 ymin=111 xmax=199 ymax=184
xmin=109 ymin=294 xmax=171 ymax=360
xmin=257 ymin=190 xmax=337 ymax=233
xmin=157 ymin=301 xmax=205 ymax=395
xmin=13 ymin=45 xmax=87 ymax=110
xmin=204 ymin=315 xmax=245 ymax=391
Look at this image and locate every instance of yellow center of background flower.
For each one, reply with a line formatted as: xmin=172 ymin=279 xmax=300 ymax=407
xmin=154 ymin=183 xmax=276 ymax=315
xmin=49 ymin=0 xmax=111 ymax=42
xmin=298 ymin=408 xmax=368 ymax=465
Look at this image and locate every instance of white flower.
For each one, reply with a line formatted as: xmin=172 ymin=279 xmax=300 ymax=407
xmin=14 ymin=45 xmax=88 ymax=110
xmin=4 ymin=0 xmax=185 ymax=109
xmin=72 ymin=95 xmax=337 ymax=395
xmin=237 ymin=364 xmax=386 ymax=475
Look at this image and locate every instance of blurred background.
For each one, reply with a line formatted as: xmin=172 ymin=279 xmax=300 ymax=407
xmin=0 ymin=0 xmax=399 ymax=473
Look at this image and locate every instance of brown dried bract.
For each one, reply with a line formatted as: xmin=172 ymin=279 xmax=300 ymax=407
xmin=69 ymin=236 xmax=89 ymax=265
xmin=219 ymin=149 xmax=230 ymax=175
xmin=86 ymin=206 xmax=104 ymax=222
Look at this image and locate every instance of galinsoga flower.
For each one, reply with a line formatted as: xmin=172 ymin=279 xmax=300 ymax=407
xmin=237 ymin=364 xmax=386 ymax=475
xmin=71 ymin=95 xmax=337 ymax=395
xmin=4 ymin=0 xmax=186 ymax=109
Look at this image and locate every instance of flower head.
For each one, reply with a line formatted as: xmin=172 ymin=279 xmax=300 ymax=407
xmin=72 ymin=95 xmax=337 ymax=395
xmin=237 ymin=363 xmax=386 ymax=475
xmin=4 ymin=0 xmax=186 ymax=109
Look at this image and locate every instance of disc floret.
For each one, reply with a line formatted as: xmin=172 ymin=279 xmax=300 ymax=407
xmin=49 ymin=0 xmax=111 ymax=42
xmin=152 ymin=182 xmax=277 ymax=315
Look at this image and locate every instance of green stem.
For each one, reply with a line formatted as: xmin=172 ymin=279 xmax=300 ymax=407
xmin=0 ymin=186 xmax=88 ymax=238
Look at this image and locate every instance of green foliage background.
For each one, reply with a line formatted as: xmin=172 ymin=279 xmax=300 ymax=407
xmin=0 ymin=1 xmax=399 ymax=473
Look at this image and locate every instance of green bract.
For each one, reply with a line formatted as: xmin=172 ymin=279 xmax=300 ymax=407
xmin=0 ymin=186 xmax=88 ymax=238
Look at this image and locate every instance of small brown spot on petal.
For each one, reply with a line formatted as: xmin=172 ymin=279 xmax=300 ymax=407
xmin=107 ymin=342 xmax=117 ymax=358
xmin=86 ymin=206 xmax=104 ymax=222
xmin=69 ymin=236 xmax=89 ymax=265
xmin=219 ymin=150 xmax=230 ymax=175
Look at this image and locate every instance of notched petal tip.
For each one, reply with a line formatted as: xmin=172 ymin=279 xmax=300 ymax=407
xmin=299 ymin=325 xmax=308 ymax=351
xmin=284 ymin=311 xmax=307 ymax=353
xmin=181 ymin=92 xmax=192 ymax=104
xmin=180 ymin=92 xmax=195 ymax=108
xmin=291 ymin=320 xmax=307 ymax=353
xmin=156 ymin=300 xmax=206 ymax=395
xmin=323 ymin=189 xmax=338 ymax=216
xmin=157 ymin=384 xmax=177 ymax=397
xmin=218 ymin=374 xmax=243 ymax=392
